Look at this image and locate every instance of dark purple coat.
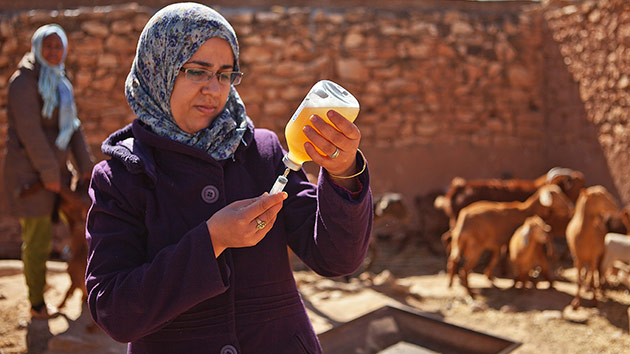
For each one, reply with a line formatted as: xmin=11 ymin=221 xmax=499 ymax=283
xmin=86 ymin=119 xmax=372 ymax=354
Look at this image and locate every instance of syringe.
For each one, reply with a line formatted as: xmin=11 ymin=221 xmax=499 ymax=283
xmin=269 ymin=168 xmax=290 ymax=194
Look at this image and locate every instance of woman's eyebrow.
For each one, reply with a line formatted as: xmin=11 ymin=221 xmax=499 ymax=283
xmin=186 ymin=60 xmax=233 ymax=70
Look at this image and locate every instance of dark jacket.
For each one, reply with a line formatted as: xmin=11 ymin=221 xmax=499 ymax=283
xmin=3 ymin=53 xmax=93 ymax=217
xmin=86 ymin=119 xmax=372 ymax=354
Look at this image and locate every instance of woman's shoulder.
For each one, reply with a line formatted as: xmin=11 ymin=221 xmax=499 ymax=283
xmin=253 ymin=127 xmax=281 ymax=146
xmin=92 ymin=156 xmax=153 ymax=198
xmin=8 ymin=54 xmax=38 ymax=87
xmin=92 ymin=158 xmax=131 ymax=184
xmin=90 ymin=158 xmax=151 ymax=216
xmin=8 ymin=65 xmax=37 ymax=89
xmin=252 ymin=127 xmax=284 ymax=157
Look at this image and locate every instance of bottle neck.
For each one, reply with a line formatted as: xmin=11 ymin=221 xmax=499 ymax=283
xmin=282 ymin=154 xmax=302 ymax=171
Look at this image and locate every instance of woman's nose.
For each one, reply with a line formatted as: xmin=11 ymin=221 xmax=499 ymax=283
xmin=200 ymin=77 xmax=221 ymax=95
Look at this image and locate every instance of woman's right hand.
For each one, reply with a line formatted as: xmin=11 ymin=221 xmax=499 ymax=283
xmin=207 ymin=191 xmax=287 ymax=258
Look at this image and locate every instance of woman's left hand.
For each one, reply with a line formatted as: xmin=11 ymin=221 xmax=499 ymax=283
xmin=302 ymin=109 xmax=361 ymax=179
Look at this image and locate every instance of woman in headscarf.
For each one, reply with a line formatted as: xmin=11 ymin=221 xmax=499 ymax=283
xmin=3 ymin=24 xmax=94 ymax=319
xmin=85 ymin=3 xmax=372 ymax=353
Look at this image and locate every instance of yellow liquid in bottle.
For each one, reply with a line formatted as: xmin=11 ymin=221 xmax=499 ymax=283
xmin=284 ymin=106 xmax=360 ymax=167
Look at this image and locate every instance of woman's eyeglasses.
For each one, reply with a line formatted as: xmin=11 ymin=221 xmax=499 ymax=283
xmin=179 ymin=67 xmax=243 ymax=86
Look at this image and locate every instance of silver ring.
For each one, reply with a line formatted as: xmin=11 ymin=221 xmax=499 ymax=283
xmin=255 ymin=218 xmax=267 ymax=231
xmin=330 ymin=148 xmax=340 ymax=159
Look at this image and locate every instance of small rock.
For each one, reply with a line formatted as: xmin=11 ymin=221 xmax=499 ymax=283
xmin=500 ymin=305 xmax=517 ymax=313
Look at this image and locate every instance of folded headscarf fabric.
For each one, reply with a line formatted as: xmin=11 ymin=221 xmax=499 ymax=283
xmin=125 ymin=2 xmax=248 ymax=161
xmin=31 ymin=24 xmax=81 ymax=150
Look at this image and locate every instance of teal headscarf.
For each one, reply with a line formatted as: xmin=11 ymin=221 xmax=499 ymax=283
xmin=125 ymin=2 xmax=248 ymax=161
xmin=31 ymin=24 xmax=81 ymax=150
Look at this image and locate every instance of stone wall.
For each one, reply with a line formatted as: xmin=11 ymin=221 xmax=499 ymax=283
xmin=543 ymin=0 xmax=630 ymax=201
xmin=0 ymin=0 xmax=626 ymax=257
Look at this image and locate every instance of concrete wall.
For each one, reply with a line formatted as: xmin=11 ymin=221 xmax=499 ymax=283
xmin=0 ymin=0 xmax=627 ymax=257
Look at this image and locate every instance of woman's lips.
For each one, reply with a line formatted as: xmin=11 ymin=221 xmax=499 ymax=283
xmin=194 ymin=105 xmax=216 ymax=115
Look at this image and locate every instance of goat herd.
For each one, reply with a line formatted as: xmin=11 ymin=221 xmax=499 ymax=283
xmin=374 ymin=167 xmax=630 ymax=309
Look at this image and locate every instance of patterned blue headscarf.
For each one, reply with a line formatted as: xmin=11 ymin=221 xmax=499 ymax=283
xmin=31 ymin=24 xmax=81 ymax=150
xmin=125 ymin=2 xmax=248 ymax=160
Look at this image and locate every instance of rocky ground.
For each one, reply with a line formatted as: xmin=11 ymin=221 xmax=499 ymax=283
xmin=0 ymin=241 xmax=629 ymax=353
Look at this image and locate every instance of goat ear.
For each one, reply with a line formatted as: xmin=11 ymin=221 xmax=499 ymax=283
xmin=539 ymin=188 xmax=553 ymax=207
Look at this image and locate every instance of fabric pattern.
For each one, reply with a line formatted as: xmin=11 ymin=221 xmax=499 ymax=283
xmin=31 ymin=24 xmax=81 ymax=149
xmin=125 ymin=2 xmax=248 ymax=161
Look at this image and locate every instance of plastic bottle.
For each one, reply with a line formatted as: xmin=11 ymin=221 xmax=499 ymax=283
xmin=269 ymin=80 xmax=360 ymax=194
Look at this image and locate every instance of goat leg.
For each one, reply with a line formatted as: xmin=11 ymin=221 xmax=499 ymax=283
xmin=571 ymin=281 xmax=582 ymax=309
xmin=539 ymin=259 xmax=555 ymax=287
xmin=484 ymin=248 xmax=500 ymax=283
xmin=447 ymin=257 xmax=457 ymax=288
xmin=571 ymin=263 xmax=585 ymax=309
xmin=458 ymin=267 xmax=475 ymax=297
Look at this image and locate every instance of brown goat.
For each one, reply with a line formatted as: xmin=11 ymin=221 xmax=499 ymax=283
xmin=56 ymin=179 xmax=91 ymax=310
xmin=447 ymin=184 xmax=573 ymax=296
xmin=435 ymin=167 xmax=584 ymax=230
xmin=566 ymin=185 xmax=619 ymax=308
xmin=509 ymin=216 xmax=554 ymax=289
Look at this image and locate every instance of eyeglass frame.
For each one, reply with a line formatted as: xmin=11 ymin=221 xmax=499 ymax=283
xmin=178 ymin=67 xmax=244 ymax=86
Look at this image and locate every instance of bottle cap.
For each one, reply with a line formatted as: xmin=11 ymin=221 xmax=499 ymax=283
xmin=305 ymin=80 xmax=359 ymax=109
xmin=282 ymin=154 xmax=302 ymax=171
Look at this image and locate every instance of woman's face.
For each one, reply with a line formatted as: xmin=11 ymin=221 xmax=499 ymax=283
xmin=41 ymin=33 xmax=64 ymax=66
xmin=170 ymin=37 xmax=234 ymax=134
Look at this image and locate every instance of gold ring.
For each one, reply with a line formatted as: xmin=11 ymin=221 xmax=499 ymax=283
xmin=330 ymin=148 xmax=340 ymax=159
xmin=255 ymin=218 xmax=267 ymax=231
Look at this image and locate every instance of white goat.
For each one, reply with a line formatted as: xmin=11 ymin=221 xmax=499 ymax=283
xmin=600 ymin=232 xmax=630 ymax=286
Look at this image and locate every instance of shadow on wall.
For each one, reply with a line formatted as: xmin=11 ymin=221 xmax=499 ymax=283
xmin=541 ymin=9 xmax=620 ymax=202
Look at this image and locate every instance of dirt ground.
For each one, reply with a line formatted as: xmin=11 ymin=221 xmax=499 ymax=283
xmin=1 ymin=241 xmax=629 ymax=354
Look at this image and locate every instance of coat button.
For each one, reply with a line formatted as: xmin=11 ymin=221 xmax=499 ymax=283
xmin=220 ymin=345 xmax=237 ymax=354
xmin=201 ymin=185 xmax=219 ymax=204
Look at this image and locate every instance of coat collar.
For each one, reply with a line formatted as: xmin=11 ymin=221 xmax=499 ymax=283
xmin=101 ymin=118 xmax=256 ymax=182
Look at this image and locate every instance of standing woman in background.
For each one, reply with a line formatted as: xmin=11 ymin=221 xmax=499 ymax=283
xmin=2 ymin=24 xmax=94 ymax=319
xmin=85 ymin=2 xmax=372 ymax=353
